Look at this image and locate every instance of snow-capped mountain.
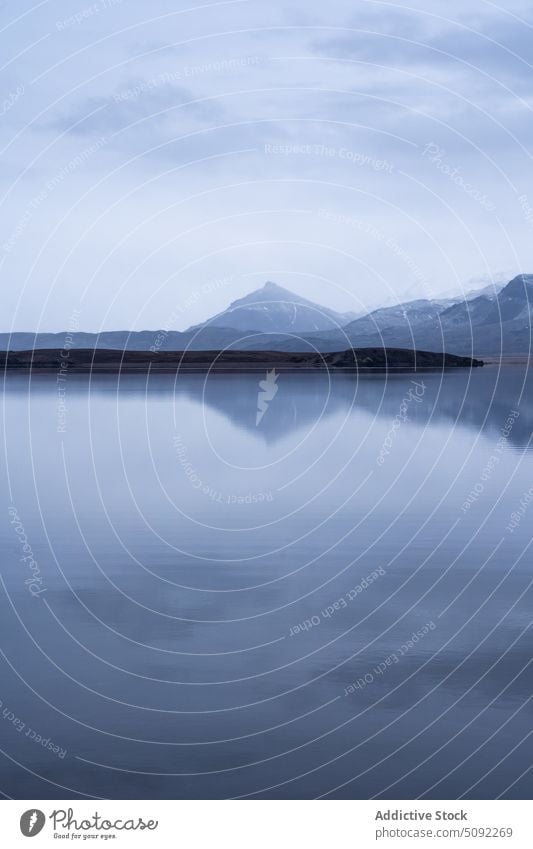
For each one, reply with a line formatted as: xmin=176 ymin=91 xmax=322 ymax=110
xmin=187 ymin=281 xmax=359 ymax=334
xmin=336 ymin=273 xmax=533 ymax=354
xmin=2 ymin=275 xmax=532 ymax=356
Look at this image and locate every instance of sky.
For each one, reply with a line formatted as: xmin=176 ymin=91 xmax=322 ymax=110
xmin=1 ymin=0 xmax=533 ymax=331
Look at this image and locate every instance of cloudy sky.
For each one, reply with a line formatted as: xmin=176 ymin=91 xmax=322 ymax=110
xmin=1 ymin=0 xmax=533 ymax=331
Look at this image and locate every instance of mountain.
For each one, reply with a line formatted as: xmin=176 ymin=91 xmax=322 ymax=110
xmin=333 ymin=298 xmax=449 ymax=337
xmin=463 ymin=280 xmax=506 ymax=300
xmin=0 ymin=282 xmax=360 ymax=352
xmin=235 ymin=275 xmax=533 ymax=355
xmin=0 ymin=327 xmax=247 ymax=353
xmin=187 ymin=281 xmax=360 ymax=334
xmin=333 ymin=274 xmax=533 ymax=355
xmin=438 ymin=275 xmax=507 ymax=302
xmin=2 ymin=275 xmax=532 ymax=356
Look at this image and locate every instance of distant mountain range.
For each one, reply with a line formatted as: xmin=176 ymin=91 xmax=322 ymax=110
xmin=2 ymin=275 xmax=532 ymax=356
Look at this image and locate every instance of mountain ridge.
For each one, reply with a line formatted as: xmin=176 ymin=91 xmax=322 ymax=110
xmin=1 ymin=274 xmax=531 ymax=356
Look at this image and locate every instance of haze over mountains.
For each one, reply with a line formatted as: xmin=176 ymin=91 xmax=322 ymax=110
xmin=2 ymin=275 xmax=532 ymax=356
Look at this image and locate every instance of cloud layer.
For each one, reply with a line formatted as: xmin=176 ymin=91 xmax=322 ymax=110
xmin=2 ymin=0 xmax=533 ymax=331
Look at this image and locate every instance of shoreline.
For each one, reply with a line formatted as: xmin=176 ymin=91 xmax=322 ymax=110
xmin=0 ymin=347 xmax=484 ymax=373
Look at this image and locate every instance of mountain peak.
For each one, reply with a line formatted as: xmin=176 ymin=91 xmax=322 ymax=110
xmin=507 ymin=273 xmax=533 ymax=285
xmin=230 ymin=281 xmax=317 ymax=307
xmin=249 ymin=280 xmax=296 ymax=299
xmin=500 ymin=274 xmax=533 ymax=299
xmin=188 ymin=281 xmax=358 ymax=334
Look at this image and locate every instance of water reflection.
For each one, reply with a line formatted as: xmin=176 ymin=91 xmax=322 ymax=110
xmin=0 ymin=366 xmax=532 ymax=799
xmin=176 ymin=366 xmax=532 ymax=448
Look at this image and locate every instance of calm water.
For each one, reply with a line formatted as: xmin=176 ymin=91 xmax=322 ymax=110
xmin=1 ymin=365 xmax=532 ymax=799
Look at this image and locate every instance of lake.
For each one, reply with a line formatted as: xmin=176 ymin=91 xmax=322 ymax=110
xmin=1 ymin=365 xmax=532 ymax=799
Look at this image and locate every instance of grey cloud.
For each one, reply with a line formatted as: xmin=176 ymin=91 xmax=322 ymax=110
xmin=46 ymin=83 xmax=228 ymax=138
xmin=2 ymin=0 xmax=533 ymax=330
xmin=313 ymin=10 xmax=533 ymax=92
